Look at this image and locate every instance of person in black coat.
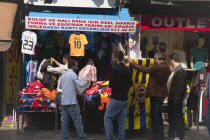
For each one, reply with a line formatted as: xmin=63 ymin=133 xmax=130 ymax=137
xmin=40 ymin=57 xmax=54 ymax=90
xmin=167 ymin=53 xmax=187 ymax=140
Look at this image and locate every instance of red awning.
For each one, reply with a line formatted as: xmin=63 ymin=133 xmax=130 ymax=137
xmin=141 ymin=14 xmax=210 ymax=31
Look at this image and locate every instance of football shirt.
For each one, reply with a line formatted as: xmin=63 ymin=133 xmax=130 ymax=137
xmin=69 ymin=34 xmax=88 ymax=56
xmin=21 ymin=31 xmax=37 ymax=55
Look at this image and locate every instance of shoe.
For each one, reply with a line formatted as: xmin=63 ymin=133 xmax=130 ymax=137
xmin=173 ymin=137 xmax=180 ymax=140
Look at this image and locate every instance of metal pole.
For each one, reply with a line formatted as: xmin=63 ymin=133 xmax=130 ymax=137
xmin=2 ymin=52 xmax=6 ymax=125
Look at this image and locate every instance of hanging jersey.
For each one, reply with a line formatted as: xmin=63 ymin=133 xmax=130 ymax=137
xmin=21 ymin=31 xmax=37 ymax=55
xmin=26 ymin=61 xmax=38 ymax=83
xmin=69 ymin=34 xmax=88 ymax=56
xmin=33 ymin=43 xmax=42 ymax=56
xmin=42 ymin=37 xmax=57 ymax=57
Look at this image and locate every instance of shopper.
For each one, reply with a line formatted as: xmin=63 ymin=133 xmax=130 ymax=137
xmin=40 ymin=56 xmax=57 ymax=90
xmin=47 ymin=54 xmax=70 ymax=93
xmin=59 ymin=59 xmax=88 ymax=140
xmin=78 ymin=58 xmax=97 ymax=88
xmin=167 ymin=53 xmax=187 ymax=140
xmin=104 ymin=51 xmax=132 ymax=140
xmin=128 ymin=51 xmax=170 ymax=140
xmin=47 ymin=54 xmax=78 ymax=135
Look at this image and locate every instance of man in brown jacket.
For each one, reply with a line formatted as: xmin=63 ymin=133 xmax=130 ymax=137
xmin=128 ymin=51 xmax=170 ymax=140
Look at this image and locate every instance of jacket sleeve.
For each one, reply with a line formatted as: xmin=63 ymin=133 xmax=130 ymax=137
xmin=109 ymin=67 xmax=117 ymax=88
xmin=174 ymin=70 xmax=187 ymax=101
xmin=72 ymin=73 xmax=87 ymax=88
xmin=40 ymin=62 xmax=47 ymax=73
xmin=131 ymin=62 xmax=160 ymax=74
xmin=47 ymin=65 xmax=66 ymax=74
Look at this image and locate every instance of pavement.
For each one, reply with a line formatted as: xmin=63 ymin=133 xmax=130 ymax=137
xmin=0 ymin=123 xmax=209 ymax=140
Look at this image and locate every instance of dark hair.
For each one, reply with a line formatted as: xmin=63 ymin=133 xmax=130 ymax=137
xmin=45 ymin=56 xmax=51 ymax=60
xmin=154 ymin=51 xmax=166 ymax=61
xmin=87 ymin=58 xmax=94 ymax=65
xmin=63 ymin=54 xmax=71 ymax=61
xmin=129 ymin=34 xmax=135 ymax=40
xmin=123 ymin=57 xmax=128 ymax=63
xmin=198 ymin=36 xmax=205 ymax=39
xmin=170 ymin=53 xmax=180 ymax=62
xmin=114 ymin=51 xmax=124 ymax=62
xmin=68 ymin=59 xmax=77 ymax=69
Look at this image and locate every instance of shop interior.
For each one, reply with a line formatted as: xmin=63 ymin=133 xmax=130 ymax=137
xmin=24 ymin=30 xmax=130 ymax=84
xmin=140 ymin=30 xmax=209 ymax=69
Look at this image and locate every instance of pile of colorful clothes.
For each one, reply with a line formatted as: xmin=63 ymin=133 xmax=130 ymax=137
xmin=85 ymin=81 xmax=112 ymax=110
xmin=19 ymin=82 xmax=57 ymax=112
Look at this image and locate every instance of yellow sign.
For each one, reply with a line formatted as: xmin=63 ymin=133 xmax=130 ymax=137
xmin=5 ymin=23 xmax=21 ymax=114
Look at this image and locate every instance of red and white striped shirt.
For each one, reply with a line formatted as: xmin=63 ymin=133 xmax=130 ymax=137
xmin=79 ymin=64 xmax=97 ymax=86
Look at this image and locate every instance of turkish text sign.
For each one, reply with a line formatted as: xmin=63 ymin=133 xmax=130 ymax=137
xmin=25 ymin=16 xmax=137 ymax=33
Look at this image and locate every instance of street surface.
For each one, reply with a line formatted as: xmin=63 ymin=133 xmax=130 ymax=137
xmin=0 ymin=123 xmax=209 ymax=140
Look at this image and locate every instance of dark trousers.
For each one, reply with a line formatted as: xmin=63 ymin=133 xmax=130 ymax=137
xmin=150 ymin=97 xmax=165 ymax=140
xmin=168 ymin=99 xmax=185 ymax=139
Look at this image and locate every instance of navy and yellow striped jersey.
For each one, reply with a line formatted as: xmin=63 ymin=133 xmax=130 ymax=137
xmin=126 ymin=58 xmax=154 ymax=129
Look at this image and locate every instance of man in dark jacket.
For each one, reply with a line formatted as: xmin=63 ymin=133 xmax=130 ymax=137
xmin=128 ymin=51 xmax=170 ymax=140
xmin=167 ymin=53 xmax=187 ymax=140
xmin=104 ymin=51 xmax=132 ymax=140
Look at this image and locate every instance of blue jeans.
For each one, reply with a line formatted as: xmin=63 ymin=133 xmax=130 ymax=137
xmin=205 ymin=99 xmax=210 ymax=136
xmin=104 ymin=99 xmax=128 ymax=140
xmin=150 ymin=97 xmax=165 ymax=140
xmin=61 ymin=104 xmax=86 ymax=140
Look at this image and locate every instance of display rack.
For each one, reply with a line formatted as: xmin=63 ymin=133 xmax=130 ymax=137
xmin=16 ymin=92 xmax=58 ymax=134
xmin=185 ymin=68 xmax=206 ymax=128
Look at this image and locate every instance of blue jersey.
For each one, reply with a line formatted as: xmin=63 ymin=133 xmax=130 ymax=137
xmin=26 ymin=61 xmax=38 ymax=83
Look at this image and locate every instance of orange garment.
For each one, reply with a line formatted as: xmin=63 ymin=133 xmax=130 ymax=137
xmin=42 ymin=88 xmax=51 ymax=93
xmin=98 ymin=93 xmax=110 ymax=110
xmin=44 ymin=94 xmax=56 ymax=100
xmin=41 ymin=88 xmax=57 ymax=99
xmin=41 ymin=88 xmax=57 ymax=93
xmin=69 ymin=34 xmax=88 ymax=56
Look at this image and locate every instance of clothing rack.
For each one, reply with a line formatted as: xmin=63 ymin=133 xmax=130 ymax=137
xmin=16 ymin=92 xmax=58 ymax=135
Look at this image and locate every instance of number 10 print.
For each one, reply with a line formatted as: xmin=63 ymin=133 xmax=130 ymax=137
xmin=74 ymin=41 xmax=81 ymax=49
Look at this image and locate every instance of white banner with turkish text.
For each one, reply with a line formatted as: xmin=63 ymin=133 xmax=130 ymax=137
xmin=25 ymin=16 xmax=137 ymax=33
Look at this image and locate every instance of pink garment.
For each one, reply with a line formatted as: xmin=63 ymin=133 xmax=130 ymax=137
xmin=78 ymin=64 xmax=97 ymax=86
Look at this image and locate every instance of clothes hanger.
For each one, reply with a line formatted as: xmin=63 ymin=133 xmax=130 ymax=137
xmin=75 ymin=31 xmax=81 ymax=35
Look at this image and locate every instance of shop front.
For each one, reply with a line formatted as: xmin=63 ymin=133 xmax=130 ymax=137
xmin=140 ymin=14 xmax=210 ymax=63
xmin=16 ymin=5 xmax=146 ymax=132
xmin=140 ymin=14 xmax=210 ymax=127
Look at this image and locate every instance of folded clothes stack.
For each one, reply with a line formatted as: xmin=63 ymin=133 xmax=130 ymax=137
xmin=85 ymin=81 xmax=112 ymax=110
xmin=19 ymin=82 xmax=57 ymax=112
